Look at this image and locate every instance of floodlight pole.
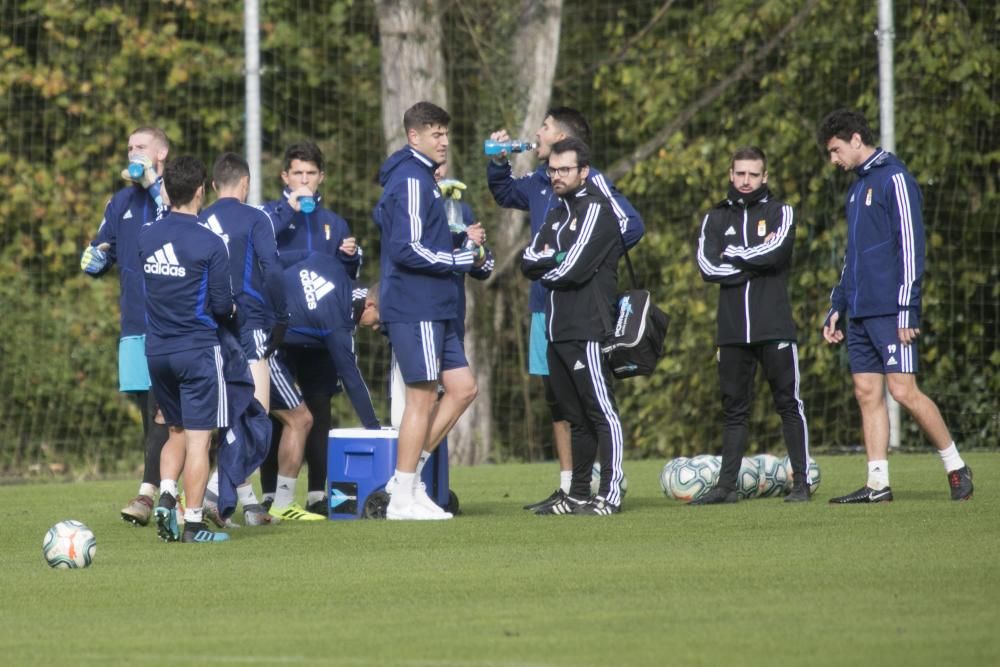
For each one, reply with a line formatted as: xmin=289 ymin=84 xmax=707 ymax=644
xmin=878 ymin=0 xmax=901 ymax=450
xmin=244 ymin=0 xmax=262 ymax=205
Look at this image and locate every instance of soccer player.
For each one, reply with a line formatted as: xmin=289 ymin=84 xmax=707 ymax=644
xmin=81 ymin=126 xmax=171 ymax=527
xmin=373 ymin=101 xmax=481 ymax=520
xmin=260 ymin=141 xmax=361 ymax=514
xmin=692 ymin=146 xmax=811 ymax=504
xmin=818 ymin=109 xmax=973 ymax=503
xmin=140 ymin=155 xmax=234 ymax=543
xmin=520 ymin=137 xmax=627 ymax=515
xmin=198 ymin=152 xmax=296 ymax=526
xmin=487 ymin=107 xmax=643 ymax=512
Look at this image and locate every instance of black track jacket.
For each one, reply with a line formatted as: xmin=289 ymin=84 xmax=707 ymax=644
xmin=696 ymin=189 xmax=797 ymax=345
xmin=521 ymin=181 xmax=622 ymax=343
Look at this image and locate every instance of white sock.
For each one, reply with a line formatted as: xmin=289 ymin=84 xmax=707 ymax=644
xmin=938 ymin=442 xmax=965 ymax=473
xmin=184 ymin=507 xmax=203 ymax=524
xmin=160 ymin=479 xmax=179 ymax=500
xmin=237 ymin=483 xmax=258 ymax=507
xmin=867 ymin=460 xmax=890 ymax=490
xmin=415 ymin=451 xmax=431 ymax=477
xmin=274 ymin=475 xmax=297 ymax=508
xmin=391 ymin=471 xmax=416 ymax=501
xmin=139 ymin=482 xmax=157 ymax=498
xmin=307 ymin=490 xmax=326 ymax=505
xmin=207 ymin=470 xmax=220 ymax=496
xmin=559 ymin=470 xmax=572 ymax=493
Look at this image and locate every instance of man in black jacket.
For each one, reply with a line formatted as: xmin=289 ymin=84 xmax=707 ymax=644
xmin=521 ymin=137 xmax=626 ymax=515
xmin=694 ymin=146 xmax=811 ymax=504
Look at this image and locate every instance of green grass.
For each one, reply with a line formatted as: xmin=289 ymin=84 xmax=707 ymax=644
xmin=1 ymin=454 xmax=998 ymax=667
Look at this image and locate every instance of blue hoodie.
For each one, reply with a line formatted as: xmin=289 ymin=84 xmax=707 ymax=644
xmin=488 ymin=160 xmax=644 ymax=313
xmin=373 ymin=147 xmax=475 ymax=323
xmin=827 ymin=149 xmax=925 ymax=329
xmin=88 ymin=184 xmax=167 ymax=337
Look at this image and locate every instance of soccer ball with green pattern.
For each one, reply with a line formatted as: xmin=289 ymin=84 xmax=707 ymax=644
xmin=43 ymin=520 xmax=96 ymax=569
xmin=666 ymin=457 xmax=716 ymax=502
xmin=754 ymin=454 xmax=788 ymax=498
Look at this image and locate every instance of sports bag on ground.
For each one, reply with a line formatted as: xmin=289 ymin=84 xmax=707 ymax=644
xmin=603 ymin=288 xmax=669 ymax=379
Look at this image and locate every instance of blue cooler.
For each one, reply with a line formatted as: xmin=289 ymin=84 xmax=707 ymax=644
xmin=326 ymin=428 xmax=453 ymax=520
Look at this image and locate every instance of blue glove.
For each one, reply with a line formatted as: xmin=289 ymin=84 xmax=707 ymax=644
xmin=80 ymin=244 xmax=108 ymax=275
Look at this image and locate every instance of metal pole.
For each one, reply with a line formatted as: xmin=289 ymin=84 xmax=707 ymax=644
xmin=877 ymin=0 xmax=901 ymax=450
xmin=244 ymin=0 xmax=262 ymax=205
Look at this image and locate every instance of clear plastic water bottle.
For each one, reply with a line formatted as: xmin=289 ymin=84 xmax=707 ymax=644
xmin=299 ymin=195 xmax=316 ymax=214
xmin=484 ymin=139 xmax=537 ymax=156
xmin=127 ymin=160 xmax=146 ymax=180
xmin=444 ymin=199 xmax=465 ymax=235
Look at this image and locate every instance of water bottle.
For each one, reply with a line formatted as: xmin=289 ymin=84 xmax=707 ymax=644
xmin=299 ymin=195 xmax=316 ymax=214
xmin=484 ymin=139 xmax=537 ymax=156
xmin=444 ymin=199 xmax=465 ymax=235
xmin=127 ymin=160 xmax=146 ymax=180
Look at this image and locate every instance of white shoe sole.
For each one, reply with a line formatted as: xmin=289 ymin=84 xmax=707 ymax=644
xmin=385 ymin=501 xmax=453 ymax=521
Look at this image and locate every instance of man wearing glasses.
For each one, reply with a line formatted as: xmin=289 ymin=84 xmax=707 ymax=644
xmin=521 ymin=137 xmax=626 ymax=516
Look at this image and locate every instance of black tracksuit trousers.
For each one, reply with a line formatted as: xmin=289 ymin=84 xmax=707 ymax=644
xmin=547 ymin=340 xmax=626 ymax=506
xmin=717 ymin=342 xmax=809 ymax=489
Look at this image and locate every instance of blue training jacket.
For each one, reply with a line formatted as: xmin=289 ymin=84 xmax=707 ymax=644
xmin=89 ymin=184 xmax=167 ymax=337
xmin=373 ymin=147 xmax=476 ymax=323
xmin=200 ymin=197 xmax=288 ymax=331
xmin=282 ymin=252 xmax=380 ymax=429
xmin=263 ymin=189 xmax=361 ymax=280
xmin=487 ymin=160 xmax=644 ymax=313
xmin=139 ymin=212 xmax=234 ymax=355
xmin=827 ymin=149 xmax=925 ymax=329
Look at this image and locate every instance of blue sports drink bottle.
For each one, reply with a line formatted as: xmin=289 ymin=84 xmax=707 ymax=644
xmin=484 ymin=139 xmax=537 ymax=156
xmin=299 ymin=196 xmax=316 ymax=214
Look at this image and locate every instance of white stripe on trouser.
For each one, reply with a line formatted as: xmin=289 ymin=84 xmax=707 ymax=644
xmin=419 ymin=321 xmax=437 ymax=382
xmin=790 ymin=343 xmax=809 ymax=460
xmin=585 ymin=341 xmax=624 ymax=506
xmin=213 ymin=345 xmax=228 ymax=428
xmin=253 ymin=328 xmax=267 ymax=360
xmin=268 ymin=353 xmax=301 ymax=409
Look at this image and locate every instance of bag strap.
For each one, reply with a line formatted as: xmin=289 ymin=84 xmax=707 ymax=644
xmin=616 ymin=222 xmax=638 ymax=290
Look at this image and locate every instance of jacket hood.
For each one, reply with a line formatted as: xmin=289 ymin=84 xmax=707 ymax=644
xmin=855 ymin=147 xmax=897 ymax=176
xmin=378 ymin=146 xmax=436 ymax=186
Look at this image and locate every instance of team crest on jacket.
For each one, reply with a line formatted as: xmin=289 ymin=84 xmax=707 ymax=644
xmin=569 ymin=217 xmax=577 ymax=231
xmin=757 ymin=219 xmax=767 ymax=237
xmin=865 ymin=187 xmax=873 ymax=206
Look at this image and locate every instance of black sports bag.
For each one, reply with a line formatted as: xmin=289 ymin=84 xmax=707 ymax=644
xmin=602 ymin=289 xmax=669 ymax=379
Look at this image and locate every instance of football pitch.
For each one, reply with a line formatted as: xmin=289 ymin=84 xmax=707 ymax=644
xmin=2 ymin=454 xmax=998 ymax=667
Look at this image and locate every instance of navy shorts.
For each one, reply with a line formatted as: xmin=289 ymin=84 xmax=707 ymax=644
xmin=283 ymin=345 xmax=342 ymax=398
xmin=240 ymin=327 xmax=268 ymax=363
xmin=268 ymin=348 xmax=304 ymax=411
xmin=847 ymin=315 xmax=918 ymax=374
xmin=385 ymin=320 xmax=467 ymax=384
xmin=147 ymin=346 xmax=227 ymax=430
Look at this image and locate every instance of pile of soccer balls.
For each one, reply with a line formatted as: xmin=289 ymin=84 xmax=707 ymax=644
xmin=660 ymin=454 xmax=820 ymax=502
xmin=42 ymin=520 xmax=97 ymax=569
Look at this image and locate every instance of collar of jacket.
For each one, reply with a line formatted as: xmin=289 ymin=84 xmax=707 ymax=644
xmin=856 ymin=147 xmax=888 ymax=175
xmin=724 ymin=183 xmax=770 ymax=208
xmin=408 ymin=147 xmax=440 ymax=171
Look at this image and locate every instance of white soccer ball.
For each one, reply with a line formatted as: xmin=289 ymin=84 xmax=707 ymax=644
xmin=737 ymin=457 xmax=760 ymax=499
xmin=781 ymin=456 xmax=821 ymax=494
xmin=42 ymin=520 xmax=96 ymax=569
xmin=660 ymin=457 xmax=688 ymax=497
xmin=666 ymin=457 xmax=717 ymax=502
xmin=754 ymin=454 xmax=788 ymax=498
xmin=591 ymin=462 xmax=628 ymax=498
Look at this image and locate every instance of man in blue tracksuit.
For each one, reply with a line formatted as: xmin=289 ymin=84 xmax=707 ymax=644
xmin=199 ymin=152 xmax=297 ymax=526
xmin=488 ymin=107 xmax=644 ymax=511
xmin=80 ymin=126 xmax=171 ymax=527
xmin=818 ymin=109 xmax=973 ymax=503
xmin=260 ymin=142 xmax=362 ymax=515
xmin=140 ymin=155 xmax=234 ymax=543
xmin=373 ymin=101 xmax=485 ymax=521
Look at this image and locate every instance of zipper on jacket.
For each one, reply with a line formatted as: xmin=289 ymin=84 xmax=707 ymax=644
xmin=742 ymin=207 xmax=751 ymax=343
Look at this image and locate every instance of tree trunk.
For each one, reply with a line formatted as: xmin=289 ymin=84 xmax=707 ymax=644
xmin=374 ymin=0 xmax=448 ymax=154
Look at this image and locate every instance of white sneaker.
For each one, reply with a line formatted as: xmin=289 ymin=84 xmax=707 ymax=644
xmin=385 ymin=496 xmax=452 ymax=521
xmin=414 ymin=481 xmax=452 ymax=518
